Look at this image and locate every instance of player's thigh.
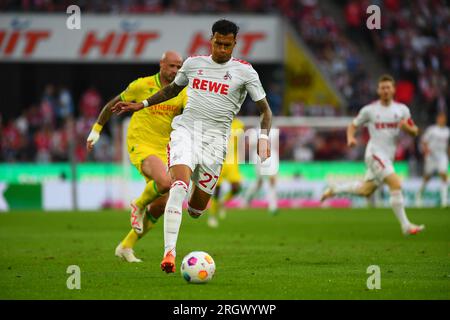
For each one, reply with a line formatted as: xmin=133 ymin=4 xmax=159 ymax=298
xmin=188 ymin=184 xmax=213 ymax=211
xmin=169 ymin=164 xmax=193 ymax=186
xmin=438 ymin=172 xmax=448 ymax=182
xmin=269 ymin=175 xmax=276 ymax=186
xmin=190 ymin=163 xmax=222 ymax=208
xmin=438 ymin=158 xmax=448 ymax=181
xmin=422 ymin=174 xmax=432 ymax=183
xmin=360 ymin=180 xmax=378 ymax=197
xmin=366 ymin=155 xmax=394 ymax=187
xmin=141 ymin=155 xmax=171 ymax=192
xmin=383 ymin=173 xmax=402 ymax=191
xmin=424 ymin=158 xmax=437 ymax=177
xmin=167 ymin=127 xmax=195 ymax=186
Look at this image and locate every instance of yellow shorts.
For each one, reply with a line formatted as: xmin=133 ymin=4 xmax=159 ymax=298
xmin=127 ymin=141 xmax=167 ymax=182
xmin=217 ymin=163 xmax=242 ymax=186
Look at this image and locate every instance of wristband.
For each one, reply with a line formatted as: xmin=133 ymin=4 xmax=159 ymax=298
xmin=93 ymin=123 xmax=103 ymax=133
xmin=259 ymin=134 xmax=269 ymax=140
xmin=142 ymin=100 xmax=149 ymax=108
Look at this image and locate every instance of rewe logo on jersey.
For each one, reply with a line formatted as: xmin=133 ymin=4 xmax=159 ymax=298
xmin=375 ymin=122 xmax=398 ymax=129
xmin=192 ymin=78 xmax=229 ymax=95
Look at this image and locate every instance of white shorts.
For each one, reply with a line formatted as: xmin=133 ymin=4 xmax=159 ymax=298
xmin=364 ymin=154 xmax=395 ymax=186
xmin=256 ymin=149 xmax=279 ymax=177
xmin=424 ymin=155 xmax=448 ymax=176
xmin=167 ymin=126 xmax=225 ymax=195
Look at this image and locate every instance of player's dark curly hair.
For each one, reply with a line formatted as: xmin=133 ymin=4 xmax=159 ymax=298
xmin=212 ymin=19 xmax=239 ymax=37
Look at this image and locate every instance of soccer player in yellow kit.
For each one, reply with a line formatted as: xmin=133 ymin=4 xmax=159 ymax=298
xmin=207 ymin=118 xmax=245 ymax=228
xmin=86 ymin=51 xmax=187 ymax=262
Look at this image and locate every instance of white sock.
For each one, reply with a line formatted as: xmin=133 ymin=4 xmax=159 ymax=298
xmin=390 ymin=190 xmax=411 ymax=229
xmin=268 ymin=183 xmax=277 ymax=212
xmin=332 ymin=181 xmax=363 ymax=195
xmin=419 ymin=182 xmax=426 ymax=195
xmin=441 ymin=181 xmax=448 ymax=207
xmin=163 ymin=181 xmax=188 ymax=257
xmin=244 ymin=182 xmax=259 ymax=204
xmin=267 ymin=183 xmax=278 ymax=212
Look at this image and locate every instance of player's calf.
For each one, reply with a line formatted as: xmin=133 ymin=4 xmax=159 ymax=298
xmin=188 ymin=203 xmax=205 ymax=219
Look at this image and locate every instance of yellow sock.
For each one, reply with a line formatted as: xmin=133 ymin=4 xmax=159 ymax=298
xmin=209 ymin=197 xmax=218 ymax=217
xmin=135 ymin=180 xmax=161 ymax=209
xmin=121 ymin=217 xmax=155 ymax=249
xmin=223 ymin=191 xmax=234 ymax=202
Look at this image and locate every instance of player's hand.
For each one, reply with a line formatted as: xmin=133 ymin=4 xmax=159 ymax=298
xmin=112 ymin=101 xmax=144 ymax=115
xmin=347 ymin=136 xmax=357 ymax=148
xmin=257 ymin=138 xmax=271 ymax=162
xmin=398 ymin=119 xmax=409 ymax=131
xmin=86 ymin=128 xmax=100 ymax=152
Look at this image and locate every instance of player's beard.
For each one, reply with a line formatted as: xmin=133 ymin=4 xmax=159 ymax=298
xmin=163 ymin=73 xmax=176 ymax=84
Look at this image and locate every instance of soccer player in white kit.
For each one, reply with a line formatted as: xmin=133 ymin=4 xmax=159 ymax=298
xmin=113 ymin=20 xmax=273 ymax=273
xmin=416 ymin=113 xmax=449 ymax=207
xmin=244 ymin=128 xmax=279 ymax=215
xmin=321 ymin=75 xmax=425 ymax=236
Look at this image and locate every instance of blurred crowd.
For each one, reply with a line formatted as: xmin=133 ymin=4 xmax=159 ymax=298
xmin=0 ymin=84 xmax=116 ymax=163
xmin=366 ymin=0 xmax=450 ymax=123
xmin=0 ymin=0 xmax=447 ymax=166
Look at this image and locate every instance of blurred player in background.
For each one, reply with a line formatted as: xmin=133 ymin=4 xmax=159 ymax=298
xmin=113 ymin=19 xmax=272 ymax=273
xmin=321 ymin=75 xmax=424 ymax=236
xmin=207 ymin=118 xmax=245 ymax=228
xmin=87 ymin=51 xmax=187 ymax=262
xmin=243 ymin=127 xmax=279 ymax=215
xmin=416 ymin=113 xmax=449 ymax=208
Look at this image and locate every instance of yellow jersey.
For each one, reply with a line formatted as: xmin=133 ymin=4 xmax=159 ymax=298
xmin=225 ymin=118 xmax=245 ymax=165
xmin=120 ymin=73 xmax=187 ymax=154
xmin=218 ymin=118 xmax=245 ymax=185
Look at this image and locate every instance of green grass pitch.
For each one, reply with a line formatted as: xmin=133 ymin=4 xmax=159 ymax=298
xmin=0 ymin=208 xmax=448 ymax=299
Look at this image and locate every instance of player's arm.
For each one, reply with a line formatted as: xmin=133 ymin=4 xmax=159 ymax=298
xmin=255 ymin=97 xmax=273 ymax=162
xmin=347 ymin=106 xmax=368 ymax=148
xmin=420 ymin=130 xmax=430 ymax=156
xmin=347 ymin=123 xmax=359 ymax=147
xmin=399 ymin=118 xmax=419 ymax=137
xmin=112 ymin=82 xmax=185 ymax=115
xmin=421 ymin=141 xmax=430 ymax=156
xmin=86 ymin=95 xmax=121 ymax=151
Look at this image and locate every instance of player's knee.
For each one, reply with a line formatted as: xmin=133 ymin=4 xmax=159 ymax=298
xmin=155 ymin=178 xmax=171 ymax=194
xmin=231 ymin=183 xmax=241 ymax=195
xmin=360 ymin=189 xmax=371 ymax=197
xmin=187 ymin=203 xmax=206 ymax=219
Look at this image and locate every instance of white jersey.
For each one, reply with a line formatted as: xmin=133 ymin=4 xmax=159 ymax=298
xmin=174 ymin=55 xmax=266 ymax=142
xmin=422 ymin=125 xmax=450 ymax=159
xmin=353 ymin=100 xmax=412 ymax=161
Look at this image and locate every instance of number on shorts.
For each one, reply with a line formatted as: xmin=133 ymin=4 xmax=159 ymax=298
xmin=199 ymin=172 xmax=219 ymax=190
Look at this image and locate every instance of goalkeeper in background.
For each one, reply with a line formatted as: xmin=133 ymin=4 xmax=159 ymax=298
xmin=86 ymin=51 xmax=187 ymax=262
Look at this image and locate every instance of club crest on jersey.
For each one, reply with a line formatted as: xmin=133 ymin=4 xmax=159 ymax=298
xmin=224 ymin=71 xmax=232 ymax=80
xmin=197 ymin=70 xmax=204 ymax=76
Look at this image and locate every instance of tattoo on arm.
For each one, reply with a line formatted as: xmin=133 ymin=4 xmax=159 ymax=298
xmin=97 ymin=95 xmax=121 ymax=126
xmin=145 ymin=82 xmax=185 ymax=107
xmin=255 ymin=98 xmax=272 ymax=135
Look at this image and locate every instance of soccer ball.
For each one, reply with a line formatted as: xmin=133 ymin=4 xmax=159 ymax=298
xmin=181 ymin=251 xmax=215 ymax=284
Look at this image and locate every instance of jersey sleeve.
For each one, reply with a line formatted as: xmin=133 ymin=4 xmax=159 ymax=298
xmin=120 ymin=78 xmax=145 ymax=102
xmin=401 ymin=104 xmax=412 ymax=120
xmin=352 ymin=105 xmax=371 ymax=127
xmin=421 ymin=127 xmax=432 ymax=144
xmin=244 ymin=67 xmax=266 ymax=102
xmin=174 ymin=57 xmax=191 ymax=87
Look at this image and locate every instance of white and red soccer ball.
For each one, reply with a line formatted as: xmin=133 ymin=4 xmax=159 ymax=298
xmin=181 ymin=251 xmax=216 ymax=284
